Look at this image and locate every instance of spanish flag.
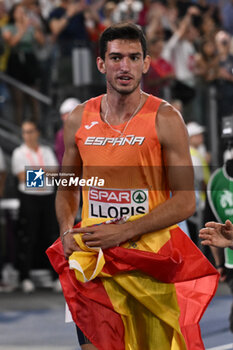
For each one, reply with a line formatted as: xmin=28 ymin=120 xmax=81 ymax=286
xmin=46 ymin=219 xmax=218 ymax=350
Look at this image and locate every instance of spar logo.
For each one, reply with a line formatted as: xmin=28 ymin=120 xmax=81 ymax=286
xmin=132 ymin=190 xmax=147 ymax=204
xmin=89 ymin=187 xmax=149 ymax=218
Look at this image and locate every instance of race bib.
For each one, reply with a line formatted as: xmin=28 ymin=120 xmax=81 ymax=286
xmin=88 ymin=187 xmax=149 ymax=219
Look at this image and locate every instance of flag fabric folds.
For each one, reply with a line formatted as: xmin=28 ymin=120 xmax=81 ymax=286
xmin=46 ymin=221 xmax=219 ymax=350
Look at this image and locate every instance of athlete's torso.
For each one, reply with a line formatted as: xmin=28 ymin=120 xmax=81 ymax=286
xmin=75 ymin=94 xmax=169 ymax=223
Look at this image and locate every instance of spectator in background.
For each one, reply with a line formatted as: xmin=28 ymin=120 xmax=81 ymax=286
xmin=2 ymin=3 xmax=45 ymax=125
xmin=162 ymin=9 xmax=200 ymax=122
xmin=37 ymin=0 xmax=55 ymax=21
xmin=85 ymin=8 xmax=105 ymax=45
xmin=145 ymin=1 xmax=178 ymax=41
xmin=138 ymin=0 xmax=150 ymax=28
xmin=112 ymin=0 xmax=143 ymax=23
xmin=143 ymin=37 xmax=174 ymax=98
xmin=22 ymin=0 xmax=55 ymax=97
xmin=55 ymin=97 xmax=80 ymax=167
xmin=214 ymin=30 xmax=233 ymax=163
xmin=11 ymin=120 xmax=59 ymax=293
xmin=22 ymin=0 xmax=43 ymax=27
xmin=187 ymin=121 xmax=211 ymax=185
xmin=215 ymin=30 xmax=233 ymax=118
xmin=200 ymin=11 xmax=219 ymax=41
xmin=0 ymin=0 xmax=9 ymax=111
xmin=195 ymin=38 xmax=219 ymax=85
xmin=194 ymin=38 xmax=219 ymax=124
xmin=221 ymin=0 xmax=233 ymax=36
xmin=144 ymin=2 xmax=166 ymax=41
xmin=0 ymin=146 xmax=6 ymax=291
xmin=101 ymin=1 xmax=116 ymax=28
xmin=84 ymin=2 xmax=107 ymax=54
xmin=49 ymin=0 xmax=88 ymax=89
xmin=0 ymin=146 xmax=6 ymax=199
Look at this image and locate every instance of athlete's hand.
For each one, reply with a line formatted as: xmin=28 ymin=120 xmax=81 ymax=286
xmin=61 ymin=230 xmax=82 ymax=259
xmin=72 ymin=222 xmax=134 ymax=250
xmin=199 ymin=220 xmax=233 ymax=248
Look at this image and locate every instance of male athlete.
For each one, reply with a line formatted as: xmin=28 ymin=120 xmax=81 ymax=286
xmin=47 ymin=23 xmax=218 ymax=350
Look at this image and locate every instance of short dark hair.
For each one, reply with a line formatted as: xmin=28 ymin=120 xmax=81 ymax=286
xmin=99 ymin=23 xmax=147 ymax=60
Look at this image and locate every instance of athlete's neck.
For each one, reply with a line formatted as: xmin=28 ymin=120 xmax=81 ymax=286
xmin=102 ymin=90 xmax=144 ymax=125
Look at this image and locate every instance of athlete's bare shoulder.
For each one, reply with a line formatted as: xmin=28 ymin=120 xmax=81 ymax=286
xmin=66 ymin=101 xmax=87 ymax=131
xmin=157 ymin=101 xmax=184 ymax=126
xmin=63 ymin=101 xmax=87 ymax=149
xmin=64 ymin=101 xmax=87 ymax=139
xmin=156 ymin=101 xmax=188 ymax=146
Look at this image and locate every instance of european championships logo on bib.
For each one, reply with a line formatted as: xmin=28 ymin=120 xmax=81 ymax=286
xmin=26 ymin=168 xmax=45 ymax=188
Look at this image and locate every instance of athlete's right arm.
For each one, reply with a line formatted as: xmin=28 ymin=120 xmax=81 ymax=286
xmin=55 ymin=104 xmax=84 ymax=258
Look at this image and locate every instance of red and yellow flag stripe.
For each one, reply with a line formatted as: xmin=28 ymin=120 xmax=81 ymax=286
xmin=47 ymin=221 xmax=218 ymax=350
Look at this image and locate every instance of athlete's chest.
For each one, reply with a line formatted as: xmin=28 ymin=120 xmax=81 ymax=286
xmin=76 ymin=117 xmax=161 ymax=166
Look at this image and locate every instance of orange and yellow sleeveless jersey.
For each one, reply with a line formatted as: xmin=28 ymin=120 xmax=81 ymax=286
xmin=75 ymin=94 xmax=169 ymax=224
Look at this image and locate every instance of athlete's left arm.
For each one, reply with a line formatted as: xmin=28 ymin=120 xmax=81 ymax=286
xmin=76 ymin=103 xmax=195 ymax=249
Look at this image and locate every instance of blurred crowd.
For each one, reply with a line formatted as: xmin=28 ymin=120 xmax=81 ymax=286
xmin=0 ymin=0 xmax=231 ymax=125
xmin=0 ymin=0 xmax=233 ymax=125
xmin=0 ymin=0 xmax=233 ymax=293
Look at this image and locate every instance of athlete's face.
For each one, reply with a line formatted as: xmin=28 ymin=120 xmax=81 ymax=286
xmin=97 ymin=39 xmax=150 ymax=95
